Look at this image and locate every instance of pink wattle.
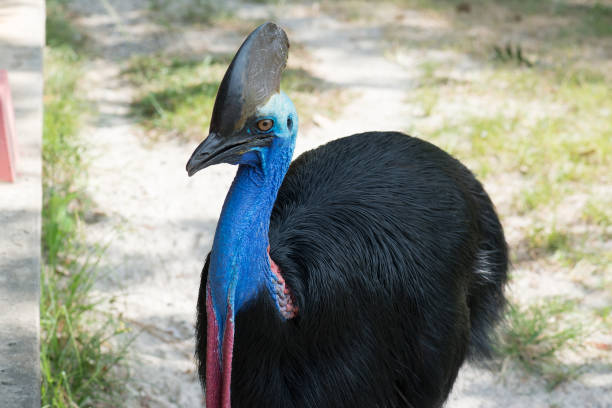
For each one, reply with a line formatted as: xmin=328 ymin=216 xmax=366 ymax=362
xmin=221 ymin=306 xmax=235 ymax=407
xmin=205 ymin=284 xmax=221 ymax=407
xmin=205 ymin=283 xmax=234 ymax=408
xmin=268 ymin=246 xmax=298 ymax=319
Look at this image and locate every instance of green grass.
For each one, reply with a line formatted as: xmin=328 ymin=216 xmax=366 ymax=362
xmin=248 ymin=0 xmax=287 ymax=4
xmin=517 ymin=183 xmax=557 ymax=215
xmin=582 ymin=200 xmax=612 ymax=227
xmin=381 ymin=0 xmax=612 ymax=64
xmin=595 ymin=306 xmax=612 ymax=330
xmin=525 ymin=224 xmax=571 ymax=255
xmin=391 ymin=0 xmax=612 ymax=35
xmin=41 ymin=4 xmax=130 ymax=406
xmin=499 ymin=297 xmax=584 ymax=389
xmin=42 ymin=45 xmax=88 ymax=266
xmin=40 ymin=250 xmax=130 ymax=407
xmin=124 ymin=54 xmax=230 ymax=140
xmin=46 ymin=0 xmax=87 ymax=51
xmin=421 ymin=65 xmax=611 ymax=212
xmin=148 ymin=0 xmax=233 ymax=26
xmin=125 ymin=54 xmax=343 ymax=140
xmin=522 ymin=219 xmax=612 ymax=269
xmin=569 ymin=2 xmax=612 ymax=37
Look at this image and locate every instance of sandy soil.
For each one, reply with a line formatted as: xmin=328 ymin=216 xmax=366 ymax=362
xmin=68 ymin=1 xmax=611 ymax=406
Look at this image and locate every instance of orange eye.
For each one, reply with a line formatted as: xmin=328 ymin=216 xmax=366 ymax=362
xmin=256 ymin=119 xmax=274 ymax=132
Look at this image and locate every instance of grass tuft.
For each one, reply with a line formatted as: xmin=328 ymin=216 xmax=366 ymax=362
xmin=493 ymin=43 xmax=533 ymax=67
xmin=124 ymin=54 xmax=230 ymax=140
xmin=148 ymin=0 xmax=233 ymax=26
xmin=41 ymin=5 xmax=130 ymax=406
xmin=499 ymin=297 xmax=584 ymax=389
xmin=42 ymin=45 xmax=88 ymax=266
xmin=40 ymin=254 xmax=131 ymax=407
xmin=581 ymin=200 xmax=612 ymax=227
xmin=46 ymin=0 xmax=87 ymax=50
xmin=525 ymin=224 xmax=571 ymax=256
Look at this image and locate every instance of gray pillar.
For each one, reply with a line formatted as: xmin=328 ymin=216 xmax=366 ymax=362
xmin=0 ymin=0 xmax=45 ymax=407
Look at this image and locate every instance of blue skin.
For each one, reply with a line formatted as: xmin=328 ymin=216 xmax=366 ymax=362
xmin=207 ymin=92 xmax=298 ymax=352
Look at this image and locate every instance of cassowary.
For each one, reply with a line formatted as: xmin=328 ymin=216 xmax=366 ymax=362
xmin=186 ymin=23 xmax=508 ymax=408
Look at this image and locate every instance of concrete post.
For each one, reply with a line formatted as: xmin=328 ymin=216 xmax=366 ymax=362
xmin=0 ymin=0 xmax=45 ymax=407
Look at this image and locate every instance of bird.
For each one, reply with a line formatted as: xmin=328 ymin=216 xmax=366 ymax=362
xmin=186 ymin=22 xmax=508 ymax=408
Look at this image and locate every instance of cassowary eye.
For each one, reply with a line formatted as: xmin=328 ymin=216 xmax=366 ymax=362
xmin=257 ymin=119 xmax=274 ymax=132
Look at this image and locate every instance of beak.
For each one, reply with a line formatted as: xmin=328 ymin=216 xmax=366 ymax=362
xmin=185 ymin=22 xmax=288 ymax=178
xmin=186 ymin=132 xmax=273 ymax=177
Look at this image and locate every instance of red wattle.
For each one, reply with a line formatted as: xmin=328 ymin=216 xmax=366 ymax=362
xmin=268 ymin=245 xmax=298 ymax=319
xmin=205 ymin=284 xmax=222 ymax=407
xmin=206 ymin=282 xmax=235 ymax=408
xmin=221 ymin=305 xmax=235 ymax=407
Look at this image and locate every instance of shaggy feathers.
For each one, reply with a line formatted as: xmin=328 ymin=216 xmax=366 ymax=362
xmin=196 ymin=132 xmax=507 ymax=407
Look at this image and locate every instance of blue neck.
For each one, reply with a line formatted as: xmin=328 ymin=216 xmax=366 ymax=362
xmin=208 ymin=138 xmax=294 ymax=329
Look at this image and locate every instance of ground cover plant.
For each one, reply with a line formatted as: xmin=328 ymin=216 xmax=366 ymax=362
xmin=41 ymin=1 xmax=130 ymax=406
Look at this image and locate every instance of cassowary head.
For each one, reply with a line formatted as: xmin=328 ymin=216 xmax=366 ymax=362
xmin=186 ymin=22 xmax=297 ymax=177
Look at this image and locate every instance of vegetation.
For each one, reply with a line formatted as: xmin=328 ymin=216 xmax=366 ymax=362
xmin=148 ymin=0 xmax=232 ymax=26
xmin=123 ymin=54 xmax=229 ymax=141
xmin=499 ymin=298 xmax=584 ymax=389
xmin=124 ymin=53 xmax=344 ymax=141
xmin=46 ymin=0 xmax=86 ymax=50
xmin=41 ymin=2 xmax=129 ymax=406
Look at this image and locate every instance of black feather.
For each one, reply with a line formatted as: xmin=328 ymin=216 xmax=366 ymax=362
xmin=196 ymin=131 xmax=508 ymax=408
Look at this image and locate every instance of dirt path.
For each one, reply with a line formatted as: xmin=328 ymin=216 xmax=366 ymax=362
xmin=71 ymin=1 xmax=216 ymax=405
xmin=69 ymin=1 xmax=610 ymax=407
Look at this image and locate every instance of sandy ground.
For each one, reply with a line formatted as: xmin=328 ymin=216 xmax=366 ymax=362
xmin=67 ymin=1 xmax=611 ymax=406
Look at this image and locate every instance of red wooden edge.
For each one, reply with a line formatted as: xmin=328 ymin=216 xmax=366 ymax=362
xmin=0 ymin=70 xmax=17 ymax=182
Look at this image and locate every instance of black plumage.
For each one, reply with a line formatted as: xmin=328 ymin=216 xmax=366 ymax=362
xmin=196 ymin=131 xmax=508 ymax=408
